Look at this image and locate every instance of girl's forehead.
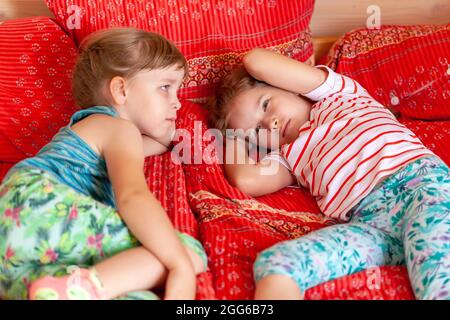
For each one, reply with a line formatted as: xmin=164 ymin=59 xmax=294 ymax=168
xmin=228 ymin=90 xmax=261 ymax=130
xmin=140 ymin=66 xmax=185 ymax=80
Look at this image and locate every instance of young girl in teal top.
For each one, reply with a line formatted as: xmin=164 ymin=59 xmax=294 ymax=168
xmin=0 ymin=28 xmax=206 ymax=300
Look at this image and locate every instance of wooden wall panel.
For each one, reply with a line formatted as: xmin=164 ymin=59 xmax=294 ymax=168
xmin=0 ymin=0 xmax=448 ymax=59
xmin=311 ymin=0 xmax=450 ymax=36
xmin=1 ymin=0 xmax=449 ymax=37
xmin=0 ymin=0 xmax=53 ymax=21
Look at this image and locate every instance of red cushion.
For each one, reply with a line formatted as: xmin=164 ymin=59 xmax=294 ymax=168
xmin=0 ymin=162 xmax=13 ymax=182
xmin=45 ymin=0 xmax=314 ymax=101
xmin=0 ymin=17 xmax=79 ymax=163
xmin=397 ymin=117 xmax=450 ymax=166
xmin=305 ymin=266 xmax=414 ymax=300
xmin=323 ymin=24 xmax=450 ymax=120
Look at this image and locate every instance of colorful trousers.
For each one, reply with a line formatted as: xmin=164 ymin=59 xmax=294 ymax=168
xmin=254 ymin=156 xmax=450 ymax=300
xmin=0 ymin=168 xmax=207 ymax=300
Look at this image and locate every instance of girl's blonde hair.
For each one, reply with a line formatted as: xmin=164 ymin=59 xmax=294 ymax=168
xmin=206 ymin=66 xmax=265 ymax=134
xmin=73 ymin=28 xmax=187 ymax=108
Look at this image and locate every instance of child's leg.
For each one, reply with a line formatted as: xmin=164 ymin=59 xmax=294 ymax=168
xmin=28 ymin=240 xmax=205 ymax=300
xmin=253 ymin=222 xmax=404 ymax=299
xmin=399 ymin=158 xmax=450 ymax=299
xmin=349 ymin=156 xmax=450 ymax=299
xmin=254 ymin=274 xmax=303 ymax=300
xmin=93 ymin=246 xmax=166 ymax=299
xmin=0 ymin=168 xmax=202 ymax=299
xmin=91 ymin=235 xmax=206 ymax=299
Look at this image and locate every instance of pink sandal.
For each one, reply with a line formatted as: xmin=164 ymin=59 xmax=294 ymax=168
xmin=29 ymin=267 xmax=106 ymax=300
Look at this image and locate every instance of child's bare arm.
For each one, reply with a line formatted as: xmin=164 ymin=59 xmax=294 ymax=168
xmin=141 ymin=135 xmax=170 ymax=156
xmin=243 ymin=48 xmax=327 ymax=95
xmin=224 ymin=137 xmax=295 ymax=197
xmin=141 ymin=122 xmax=175 ymax=157
xmin=102 ymin=118 xmax=195 ymax=298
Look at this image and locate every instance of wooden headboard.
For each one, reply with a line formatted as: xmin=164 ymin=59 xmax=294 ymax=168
xmin=1 ymin=0 xmax=448 ymax=60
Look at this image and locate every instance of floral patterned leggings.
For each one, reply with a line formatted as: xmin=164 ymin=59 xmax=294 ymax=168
xmin=254 ymin=156 xmax=450 ymax=300
xmin=0 ymin=168 xmax=207 ymax=300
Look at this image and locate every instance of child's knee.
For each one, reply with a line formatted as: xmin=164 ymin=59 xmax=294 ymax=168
xmin=177 ymin=232 xmax=207 ymax=274
xmin=254 ymin=274 xmax=304 ymax=300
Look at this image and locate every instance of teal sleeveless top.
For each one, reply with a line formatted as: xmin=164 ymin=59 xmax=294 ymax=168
xmin=6 ymin=106 xmax=118 ymax=208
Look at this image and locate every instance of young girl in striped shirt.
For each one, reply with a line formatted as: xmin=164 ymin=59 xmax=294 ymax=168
xmin=208 ymin=48 xmax=450 ymax=300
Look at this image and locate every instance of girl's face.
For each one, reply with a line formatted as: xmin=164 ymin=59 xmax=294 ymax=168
xmin=227 ymin=85 xmax=312 ymax=150
xmin=118 ymin=65 xmax=185 ymax=140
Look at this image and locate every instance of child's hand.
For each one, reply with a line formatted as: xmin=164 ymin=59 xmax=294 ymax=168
xmin=164 ymin=264 xmax=196 ymax=300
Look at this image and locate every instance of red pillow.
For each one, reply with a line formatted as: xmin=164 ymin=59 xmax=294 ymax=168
xmin=397 ymin=116 xmax=450 ymax=167
xmin=0 ymin=17 xmax=79 ymax=163
xmin=323 ymin=24 xmax=450 ymax=120
xmin=45 ymin=0 xmax=315 ymax=101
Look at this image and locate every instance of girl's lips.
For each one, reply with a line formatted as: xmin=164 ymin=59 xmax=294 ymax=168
xmin=282 ymin=119 xmax=291 ymax=138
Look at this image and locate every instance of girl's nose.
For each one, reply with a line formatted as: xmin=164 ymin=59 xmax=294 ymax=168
xmin=270 ymin=118 xmax=279 ymax=131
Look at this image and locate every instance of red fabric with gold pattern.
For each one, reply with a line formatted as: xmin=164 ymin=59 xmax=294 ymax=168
xmin=0 ymin=17 xmax=79 ymax=163
xmin=45 ymin=0 xmax=314 ymax=101
xmin=322 ymin=24 xmax=450 ymax=120
xmin=305 ymin=266 xmax=414 ymax=300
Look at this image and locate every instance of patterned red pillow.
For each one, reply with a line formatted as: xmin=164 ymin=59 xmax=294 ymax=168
xmin=45 ymin=0 xmax=314 ymax=101
xmin=397 ymin=116 xmax=450 ymax=167
xmin=0 ymin=17 xmax=79 ymax=163
xmin=305 ymin=266 xmax=414 ymax=300
xmin=323 ymin=24 xmax=450 ymax=120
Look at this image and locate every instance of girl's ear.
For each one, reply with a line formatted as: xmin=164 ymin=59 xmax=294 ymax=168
xmin=109 ymin=76 xmax=127 ymax=105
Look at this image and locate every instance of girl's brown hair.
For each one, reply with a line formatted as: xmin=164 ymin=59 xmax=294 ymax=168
xmin=206 ymin=65 xmax=265 ymax=134
xmin=73 ymin=28 xmax=187 ymax=108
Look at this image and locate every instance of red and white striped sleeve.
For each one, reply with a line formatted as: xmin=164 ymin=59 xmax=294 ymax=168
xmin=304 ymin=66 xmax=368 ymax=101
xmin=260 ymin=150 xmax=291 ymax=170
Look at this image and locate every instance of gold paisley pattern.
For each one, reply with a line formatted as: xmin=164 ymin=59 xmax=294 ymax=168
xmin=325 ymin=24 xmax=450 ymax=66
xmin=184 ymin=30 xmax=313 ymax=102
xmin=190 ymin=190 xmax=336 ymax=239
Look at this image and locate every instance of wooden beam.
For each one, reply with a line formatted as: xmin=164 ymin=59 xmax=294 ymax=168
xmin=311 ymin=0 xmax=450 ymax=37
xmin=0 ymin=0 xmax=53 ymax=22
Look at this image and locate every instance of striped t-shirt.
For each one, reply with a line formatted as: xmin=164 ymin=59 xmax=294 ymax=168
xmin=272 ymin=66 xmax=434 ymax=221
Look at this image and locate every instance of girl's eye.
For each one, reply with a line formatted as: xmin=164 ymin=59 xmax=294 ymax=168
xmin=161 ymin=85 xmax=170 ymax=91
xmin=262 ymin=99 xmax=269 ymax=112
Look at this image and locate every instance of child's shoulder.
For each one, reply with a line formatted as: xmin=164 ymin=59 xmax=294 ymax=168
xmin=71 ymin=114 xmax=141 ymax=156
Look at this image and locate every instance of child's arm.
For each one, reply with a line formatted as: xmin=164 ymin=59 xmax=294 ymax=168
xmin=243 ymin=48 xmax=327 ymax=95
xmin=224 ymin=137 xmax=295 ymax=197
xmin=102 ymin=118 xmax=195 ymax=299
xmin=141 ymin=135 xmax=170 ymax=156
xmin=141 ymin=122 xmax=175 ymax=156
